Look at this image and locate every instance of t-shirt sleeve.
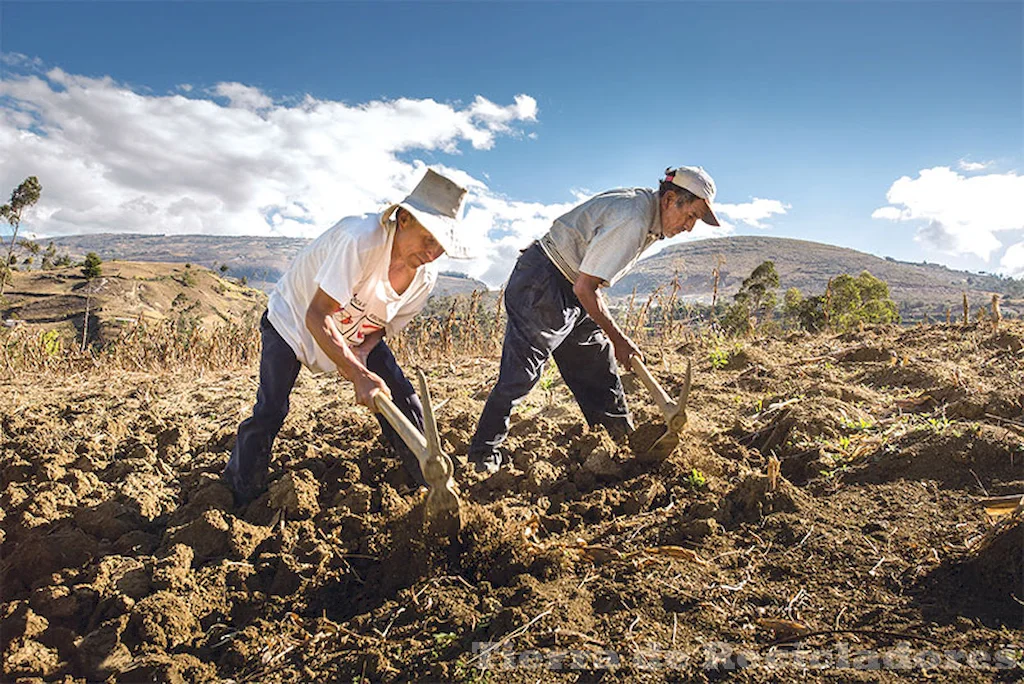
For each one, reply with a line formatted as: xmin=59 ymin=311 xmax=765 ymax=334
xmin=385 ymin=270 xmax=437 ymax=338
xmin=577 ymin=202 xmax=646 ymax=286
xmin=313 ymin=229 xmax=363 ymax=309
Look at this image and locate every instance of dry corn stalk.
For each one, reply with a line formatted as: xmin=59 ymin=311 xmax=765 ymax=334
xmin=970 ymin=504 xmax=1023 ymax=553
xmin=711 ymin=253 xmax=726 ymax=322
xmin=630 ymin=285 xmax=663 ymax=339
xmin=664 ymin=274 xmax=681 ymax=338
xmin=574 ymin=539 xmax=623 ymax=564
xmin=441 ymin=299 xmax=458 ymax=354
xmin=624 ymin=285 xmax=638 ymax=332
xmin=767 ymin=456 xmax=781 ymax=492
xmin=979 ymin=494 xmax=1023 ymax=519
xmin=991 ymin=294 xmax=1001 ymax=333
xmin=757 ymin=618 xmax=810 ymax=640
xmin=643 ymin=545 xmax=707 ymax=564
xmin=895 ymin=393 xmax=933 ymax=410
xmin=824 ymin=278 xmax=833 ymax=331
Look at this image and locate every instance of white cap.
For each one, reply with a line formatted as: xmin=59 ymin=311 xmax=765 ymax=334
xmin=665 ymin=166 xmax=720 ymax=226
xmin=382 ymin=169 xmax=475 ymax=259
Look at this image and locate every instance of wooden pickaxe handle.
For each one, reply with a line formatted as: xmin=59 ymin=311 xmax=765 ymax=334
xmin=630 ymin=356 xmax=693 ymax=432
xmin=630 ymin=356 xmax=675 ymax=416
xmin=372 ymin=391 xmax=429 ymax=462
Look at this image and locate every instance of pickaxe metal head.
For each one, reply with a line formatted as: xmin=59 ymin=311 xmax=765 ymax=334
xmin=630 ymin=357 xmax=692 ymax=461
xmin=416 ymin=369 xmax=462 ymax=538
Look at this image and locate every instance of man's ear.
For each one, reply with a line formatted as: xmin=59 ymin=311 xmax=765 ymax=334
xmin=395 ymin=207 xmax=405 ymax=227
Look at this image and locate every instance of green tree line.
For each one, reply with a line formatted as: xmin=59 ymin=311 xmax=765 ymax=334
xmin=720 ymin=260 xmax=901 ymax=335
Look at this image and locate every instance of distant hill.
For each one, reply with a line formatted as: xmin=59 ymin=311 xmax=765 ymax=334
xmin=609 ymin=236 xmax=1023 ymax=319
xmin=28 ymin=232 xmax=1023 ymax=319
xmin=1 ymin=262 xmax=266 ymax=345
xmin=42 ymin=233 xmax=300 ymax=291
xmin=38 ymin=233 xmax=489 ymax=298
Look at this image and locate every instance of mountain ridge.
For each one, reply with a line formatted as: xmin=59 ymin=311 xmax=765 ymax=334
xmin=22 ymin=232 xmax=1023 ymax=318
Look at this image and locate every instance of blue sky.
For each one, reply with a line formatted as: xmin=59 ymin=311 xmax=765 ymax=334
xmin=1 ymin=1 xmax=1022 ymax=285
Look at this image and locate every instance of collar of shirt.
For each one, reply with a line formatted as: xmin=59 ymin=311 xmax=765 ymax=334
xmin=648 ymin=191 xmax=664 ymax=241
xmin=379 ymin=207 xmax=396 ymax=231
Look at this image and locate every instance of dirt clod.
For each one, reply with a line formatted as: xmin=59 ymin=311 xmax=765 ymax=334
xmin=126 ymin=591 xmax=200 ymax=650
xmin=525 ymin=460 xmax=561 ymax=494
xmin=74 ymin=615 xmax=132 ymax=680
xmin=151 ymin=544 xmax=195 ymax=592
xmin=268 ymin=469 xmax=321 ymax=519
xmin=717 ymin=472 xmax=803 ymax=526
xmin=4 ymin=638 xmax=62 ymax=678
xmin=577 ymin=432 xmax=623 ymax=479
xmin=165 ymin=509 xmax=268 ymax=562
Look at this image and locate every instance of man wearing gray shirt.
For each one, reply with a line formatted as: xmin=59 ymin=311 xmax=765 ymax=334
xmin=469 ymin=166 xmax=721 ymax=474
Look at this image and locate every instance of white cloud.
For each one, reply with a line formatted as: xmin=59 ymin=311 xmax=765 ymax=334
xmin=0 ymin=63 xmax=547 ymax=284
xmin=1000 ymin=240 xmax=1024 ymax=278
xmin=0 ymin=52 xmax=44 ymax=70
xmin=872 ymin=166 xmax=1024 ymax=266
xmin=871 ymin=206 xmax=903 ymax=221
xmin=958 ymin=159 xmax=992 ymax=172
xmin=449 ymin=192 xmax=582 ymax=284
xmin=0 ymin=61 xmax=785 ymax=288
xmin=212 ymin=82 xmax=273 ymax=110
xmin=716 ymin=197 xmax=790 ymax=229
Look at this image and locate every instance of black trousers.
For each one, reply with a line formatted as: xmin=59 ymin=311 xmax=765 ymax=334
xmin=223 ymin=311 xmax=425 ymax=503
xmin=469 ymin=244 xmax=631 ymax=460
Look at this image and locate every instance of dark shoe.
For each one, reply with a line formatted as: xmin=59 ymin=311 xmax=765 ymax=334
xmin=221 ymin=471 xmax=263 ymax=509
xmin=603 ymin=416 xmax=636 ymax=444
xmin=470 ymin=451 xmax=502 ymax=475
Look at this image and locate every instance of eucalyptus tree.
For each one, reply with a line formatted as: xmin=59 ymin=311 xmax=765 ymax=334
xmin=0 ymin=176 xmax=42 ymax=295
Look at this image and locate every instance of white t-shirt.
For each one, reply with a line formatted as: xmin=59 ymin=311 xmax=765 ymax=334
xmin=267 ymin=210 xmax=437 ymax=373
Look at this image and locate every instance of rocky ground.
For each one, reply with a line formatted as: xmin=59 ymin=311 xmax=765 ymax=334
xmin=2 ymin=322 xmax=1023 ymax=682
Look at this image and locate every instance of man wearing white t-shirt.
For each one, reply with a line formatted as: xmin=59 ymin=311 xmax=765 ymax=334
xmin=224 ymin=170 xmax=471 ymax=506
xmin=469 ymin=166 xmax=721 ymax=474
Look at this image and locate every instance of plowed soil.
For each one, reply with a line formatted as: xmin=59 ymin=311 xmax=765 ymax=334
xmin=3 ymin=322 xmax=1023 ymax=682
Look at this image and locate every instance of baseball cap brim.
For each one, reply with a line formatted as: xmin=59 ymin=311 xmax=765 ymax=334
xmin=702 ymin=204 xmax=721 ymax=227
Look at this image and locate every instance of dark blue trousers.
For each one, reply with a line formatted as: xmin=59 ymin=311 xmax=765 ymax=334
xmin=223 ymin=311 xmax=425 ymax=503
xmin=469 ymin=244 xmax=632 ymax=460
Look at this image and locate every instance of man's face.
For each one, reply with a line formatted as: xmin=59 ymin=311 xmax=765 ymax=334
xmin=660 ymin=191 xmax=710 ymax=238
xmin=395 ymin=210 xmax=445 ymax=268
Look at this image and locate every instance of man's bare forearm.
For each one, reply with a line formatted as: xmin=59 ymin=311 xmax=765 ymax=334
xmin=575 ymin=285 xmax=624 ymax=343
xmin=573 ymin=273 xmax=641 ymax=366
xmin=573 ymin=274 xmax=625 ymax=344
xmin=302 ymin=288 xmax=372 ymax=378
xmin=304 ymin=287 xmax=390 ymax=408
xmin=305 ymin=309 xmax=366 ymax=380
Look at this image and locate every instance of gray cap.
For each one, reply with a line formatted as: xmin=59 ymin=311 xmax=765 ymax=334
xmin=383 ymin=169 xmax=475 ymax=259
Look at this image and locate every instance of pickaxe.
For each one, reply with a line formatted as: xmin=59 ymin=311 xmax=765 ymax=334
xmin=372 ymin=369 xmax=462 ymax=537
xmin=629 ymin=356 xmax=692 ymax=461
